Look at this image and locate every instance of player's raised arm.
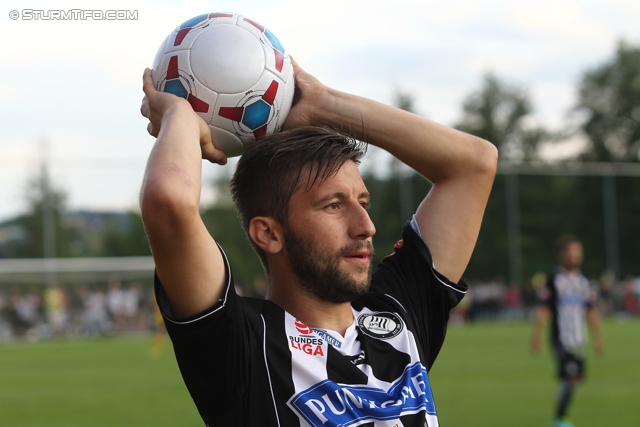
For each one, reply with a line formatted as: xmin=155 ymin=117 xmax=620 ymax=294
xmin=284 ymin=59 xmax=498 ymax=283
xmin=140 ymin=68 xmax=227 ymax=319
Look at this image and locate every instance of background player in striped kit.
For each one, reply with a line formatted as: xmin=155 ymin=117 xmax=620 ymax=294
xmin=531 ymin=236 xmax=605 ymax=427
xmin=140 ymin=56 xmax=497 ymax=426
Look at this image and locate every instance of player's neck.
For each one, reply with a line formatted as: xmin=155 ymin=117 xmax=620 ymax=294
xmin=267 ymin=279 xmax=354 ymax=337
xmin=562 ymin=265 xmax=580 ymax=274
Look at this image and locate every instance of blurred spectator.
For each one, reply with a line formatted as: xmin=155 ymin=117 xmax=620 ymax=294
xmin=0 ymin=291 xmax=8 ymax=340
xmin=148 ymin=288 xmax=167 ymax=359
xmin=44 ymin=284 xmax=68 ymax=337
xmin=9 ymin=289 xmax=42 ymax=339
xmin=123 ymin=284 xmax=142 ymax=331
xmin=622 ymin=277 xmax=639 ymax=316
xmin=502 ymin=283 xmax=523 ymax=321
xmin=69 ymin=285 xmax=87 ymax=334
xmin=82 ymin=287 xmax=110 ymax=336
xmin=107 ymin=277 xmax=126 ymax=332
xmin=468 ymin=279 xmax=505 ymax=322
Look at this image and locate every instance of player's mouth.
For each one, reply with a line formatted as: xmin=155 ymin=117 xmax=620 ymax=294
xmin=339 ymin=240 xmax=374 ymax=266
xmin=343 ymin=250 xmax=372 ymax=265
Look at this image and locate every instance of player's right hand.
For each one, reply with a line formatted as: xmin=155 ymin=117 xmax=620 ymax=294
xmin=141 ymin=68 xmax=227 ymax=165
xmin=281 ymin=56 xmax=328 ymax=131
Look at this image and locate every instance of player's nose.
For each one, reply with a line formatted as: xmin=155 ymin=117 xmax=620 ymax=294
xmin=350 ymin=204 xmax=376 ymax=239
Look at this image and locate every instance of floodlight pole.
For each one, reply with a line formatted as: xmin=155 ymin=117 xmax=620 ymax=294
xmin=41 ymin=138 xmax=57 ymax=286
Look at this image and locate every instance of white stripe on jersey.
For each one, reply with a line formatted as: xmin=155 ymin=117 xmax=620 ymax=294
xmin=555 ymin=271 xmax=590 ymax=349
xmin=285 ymin=312 xmax=329 ymax=427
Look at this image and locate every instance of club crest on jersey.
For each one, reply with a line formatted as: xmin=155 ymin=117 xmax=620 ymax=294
xmin=357 ymin=312 xmax=403 ymax=339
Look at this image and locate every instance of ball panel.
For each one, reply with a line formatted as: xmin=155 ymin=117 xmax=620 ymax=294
xmin=165 ymin=21 xmax=208 ymax=53
xmin=235 ymin=15 xmax=266 ymax=38
xmin=212 ymin=70 xmax=289 ymax=142
xmin=264 ymin=29 xmax=285 ymax=54
xmin=190 ymin=24 xmax=266 ymax=94
xmin=152 ymin=34 xmax=171 ymax=72
xmin=153 ymin=50 xmax=218 ymax=125
xmin=262 ymin=43 xmax=293 ymax=81
xmin=212 ymin=91 xmax=252 ymax=139
xmin=275 ymin=65 xmax=295 ymax=130
xmin=162 ymin=14 xmax=238 ymax=55
xmin=209 ymin=125 xmax=245 ymax=158
xmin=242 ymin=99 xmax=273 ymax=130
xmin=179 ymin=13 xmax=210 ymax=29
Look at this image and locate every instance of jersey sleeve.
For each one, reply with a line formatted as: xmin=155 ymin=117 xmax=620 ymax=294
xmin=370 ymin=222 xmax=468 ymax=369
xmin=154 ymin=244 xmax=258 ymax=424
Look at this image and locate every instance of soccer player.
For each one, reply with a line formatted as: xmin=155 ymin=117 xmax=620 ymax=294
xmin=531 ymin=236 xmax=605 ymax=427
xmin=140 ymin=58 xmax=497 ymax=426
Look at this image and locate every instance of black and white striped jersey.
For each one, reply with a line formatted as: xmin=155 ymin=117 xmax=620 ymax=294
xmin=541 ymin=267 xmax=595 ymax=351
xmin=156 ymin=223 xmax=467 ymax=426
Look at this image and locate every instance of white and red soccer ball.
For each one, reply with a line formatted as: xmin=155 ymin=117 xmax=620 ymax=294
xmin=152 ymin=12 xmax=295 ymax=157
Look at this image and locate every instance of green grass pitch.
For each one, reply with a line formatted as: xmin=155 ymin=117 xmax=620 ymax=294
xmin=1 ymin=319 xmax=638 ymax=426
xmin=430 ymin=319 xmax=640 ymax=427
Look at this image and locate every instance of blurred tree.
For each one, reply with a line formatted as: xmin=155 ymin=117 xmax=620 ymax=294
xmin=0 ymin=165 xmax=74 ymax=258
xmin=393 ymin=90 xmax=416 ymax=113
xmin=200 ymin=178 xmax=265 ymax=295
xmin=363 ymin=173 xmax=432 ymax=267
xmin=102 ymin=211 xmax=151 ymax=256
xmin=576 ymin=40 xmax=640 ymax=162
xmin=455 ymin=72 xmax=550 ymax=162
xmin=391 ymin=90 xmax=420 ymax=224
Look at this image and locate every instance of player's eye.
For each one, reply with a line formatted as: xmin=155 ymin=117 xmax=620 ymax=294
xmin=326 ymin=202 xmax=340 ymax=211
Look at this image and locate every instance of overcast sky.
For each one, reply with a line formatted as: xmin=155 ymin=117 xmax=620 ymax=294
xmin=1 ymin=0 xmax=639 ymax=222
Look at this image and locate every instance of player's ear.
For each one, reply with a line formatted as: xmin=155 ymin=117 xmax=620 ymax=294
xmin=249 ymin=217 xmax=284 ymax=254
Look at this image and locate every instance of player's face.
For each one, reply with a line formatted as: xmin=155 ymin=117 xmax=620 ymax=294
xmin=561 ymin=241 xmax=583 ymax=270
xmin=285 ymin=161 xmax=376 ymax=303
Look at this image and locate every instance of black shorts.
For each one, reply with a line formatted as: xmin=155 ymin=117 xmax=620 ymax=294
xmin=554 ymin=345 xmax=585 ymax=381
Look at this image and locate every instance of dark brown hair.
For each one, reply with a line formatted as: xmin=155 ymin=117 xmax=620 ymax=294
xmin=230 ymin=126 xmax=367 ymax=269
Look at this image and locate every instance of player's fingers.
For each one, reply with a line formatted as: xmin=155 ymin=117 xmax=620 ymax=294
xmin=142 ymin=68 xmax=156 ymax=97
xmin=147 ymin=122 xmax=160 ymax=138
xmin=140 ymin=96 xmax=150 ymax=118
xmin=201 ymin=143 xmax=227 ymax=165
xmin=289 ymin=55 xmax=301 ymax=71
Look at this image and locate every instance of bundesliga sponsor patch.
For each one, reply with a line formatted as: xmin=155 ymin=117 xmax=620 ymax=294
xmin=357 ymin=312 xmax=403 ymax=339
xmin=289 ymin=335 xmax=326 ymax=356
xmin=287 ymin=362 xmax=435 ymax=426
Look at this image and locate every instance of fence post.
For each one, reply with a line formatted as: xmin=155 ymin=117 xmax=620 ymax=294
xmin=505 ymin=173 xmax=523 ymax=288
xmin=602 ymin=173 xmax=620 ymax=281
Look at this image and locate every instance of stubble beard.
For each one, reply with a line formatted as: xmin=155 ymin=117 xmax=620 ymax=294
xmin=284 ymin=228 xmax=374 ymax=304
